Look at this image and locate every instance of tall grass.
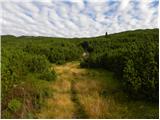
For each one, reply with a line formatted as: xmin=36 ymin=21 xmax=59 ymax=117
xmin=37 ymin=62 xmax=159 ymax=119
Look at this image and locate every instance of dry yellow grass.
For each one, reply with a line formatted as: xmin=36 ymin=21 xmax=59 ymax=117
xmin=38 ymin=61 xmax=120 ymax=118
xmin=38 ymin=93 xmax=75 ymax=118
xmin=77 ymin=93 xmax=109 ymax=118
xmin=51 ymin=79 xmax=71 ymax=93
xmin=37 ymin=62 xmax=81 ymax=118
xmin=77 ymin=93 xmax=127 ymax=119
xmin=37 ymin=61 xmax=158 ymax=119
xmin=74 ymin=79 xmax=104 ymax=94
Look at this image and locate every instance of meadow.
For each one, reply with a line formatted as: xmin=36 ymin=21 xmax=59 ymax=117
xmin=1 ymin=28 xmax=159 ymax=118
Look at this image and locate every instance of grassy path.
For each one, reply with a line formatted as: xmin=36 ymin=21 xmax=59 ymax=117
xmin=37 ymin=61 xmax=158 ymax=119
xmin=70 ymin=79 xmax=89 ymax=118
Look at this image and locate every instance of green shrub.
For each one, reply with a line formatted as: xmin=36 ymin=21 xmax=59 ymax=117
xmin=1 ymin=49 xmax=28 ymax=99
xmin=26 ymin=55 xmax=50 ymax=73
xmin=8 ymin=99 xmax=22 ymax=112
xmin=39 ymin=70 xmax=56 ymax=81
xmin=123 ymin=41 xmax=158 ymax=100
xmin=80 ymin=29 xmax=159 ymax=101
xmin=30 ymin=79 xmax=53 ymax=109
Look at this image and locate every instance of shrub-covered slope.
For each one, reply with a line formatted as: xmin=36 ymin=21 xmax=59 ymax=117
xmin=80 ymin=28 xmax=159 ymax=101
xmin=1 ymin=28 xmax=159 ymax=118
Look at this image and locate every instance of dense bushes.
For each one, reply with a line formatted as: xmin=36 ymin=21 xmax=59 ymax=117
xmin=101 ymin=49 xmax=127 ymax=77
xmin=1 ymin=48 xmax=56 ymax=118
xmin=1 ymin=35 xmax=83 ymax=118
xmin=48 ymin=47 xmax=82 ymax=64
xmin=26 ymin=55 xmax=50 ymax=73
xmin=24 ymin=40 xmax=83 ymax=64
xmin=2 ymin=49 xmax=28 ymax=99
xmin=39 ymin=70 xmax=56 ymax=81
xmin=123 ymin=40 xmax=158 ymax=100
xmin=1 ymin=28 xmax=159 ymax=118
xmin=80 ymin=29 xmax=159 ymax=101
xmin=1 ymin=48 xmax=55 ymax=98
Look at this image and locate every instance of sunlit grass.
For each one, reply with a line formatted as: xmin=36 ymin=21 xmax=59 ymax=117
xmin=37 ymin=61 xmax=159 ymax=119
xmin=51 ymin=79 xmax=71 ymax=93
xmin=37 ymin=93 xmax=75 ymax=119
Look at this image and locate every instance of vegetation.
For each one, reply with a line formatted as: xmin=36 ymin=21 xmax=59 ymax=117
xmin=37 ymin=62 xmax=158 ymax=118
xmin=1 ymin=35 xmax=83 ymax=118
xmin=8 ymin=99 xmax=22 ymax=112
xmin=80 ymin=29 xmax=159 ymax=101
xmin=1 ymin=28 xmax=159 ymax=118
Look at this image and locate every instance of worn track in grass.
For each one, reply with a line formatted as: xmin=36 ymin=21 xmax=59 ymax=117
xmin=37 ymin=61 xmax=159 ymax=119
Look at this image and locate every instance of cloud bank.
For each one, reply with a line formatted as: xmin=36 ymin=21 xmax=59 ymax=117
xmin=1 ymin=0 xmax=159 ymax=38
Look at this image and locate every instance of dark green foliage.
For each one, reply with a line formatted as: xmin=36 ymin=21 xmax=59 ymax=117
xmin=80 ymin=41 xmax=94 ymax=52
xmin=23 ymin=40 xmax=83 ymax=64
xmin=80 ymin=28 xmax=159 ymax=101
xmin=1 ymin=28 xmax=159 ymax=118
xmin=26 ymin=55 xmax=50 ymax=73
xmin=1 ymin=35 xmax=83 ymax=118
xmin=1 ymin=49 xmax=53 ymax=100
xmin=123 ymin=40 xmax=159 ymax=101
xmin=39 ymin=70 xmax=56 ymax=81
xmin=47 ymin=43 xmax=82 ymax=63
xmin=1 ymin=49 xmax=28 ymax=99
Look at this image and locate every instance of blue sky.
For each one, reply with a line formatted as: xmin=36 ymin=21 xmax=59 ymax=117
xmin=0 ymin=0 xmax=159 ymax=38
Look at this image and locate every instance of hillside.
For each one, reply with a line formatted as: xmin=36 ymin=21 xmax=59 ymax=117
xmin=1 ymin=28 xmax=159 ymax=118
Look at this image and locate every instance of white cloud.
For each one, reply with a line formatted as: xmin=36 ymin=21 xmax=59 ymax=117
xmin=0 ymin=0 xmax=158 ymax=38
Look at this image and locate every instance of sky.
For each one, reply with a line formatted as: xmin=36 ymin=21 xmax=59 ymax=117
xmin=0 ymin=0 xmax=159 ymax=38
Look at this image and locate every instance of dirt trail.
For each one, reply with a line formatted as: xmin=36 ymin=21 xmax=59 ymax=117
xmin=70 ymin=79 xmax=88 ymax=118
xmin=37 ymin=61 xmax=111 ymax=118
xmin=37 ymin=61 xmax=122 ymax=118
xmin=37 ymin=62 xmax=90 ymax=118
xmin=36 ymin=61 xmax=158 ymax=119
